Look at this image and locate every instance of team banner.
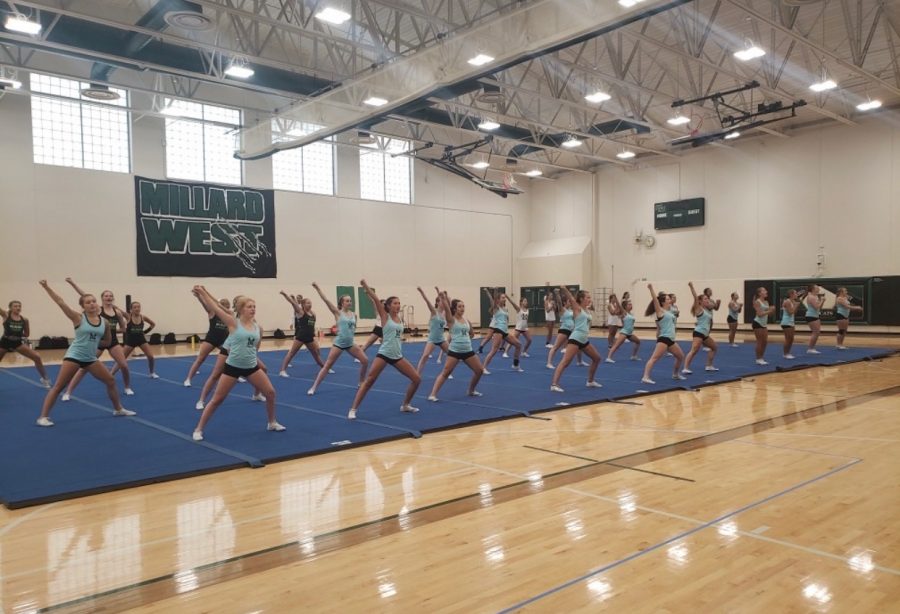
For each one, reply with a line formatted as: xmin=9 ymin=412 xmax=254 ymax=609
xmin=135 ymin=176 xmax=277 ymax=278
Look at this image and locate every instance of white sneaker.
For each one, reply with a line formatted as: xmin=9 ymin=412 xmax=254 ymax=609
xmin=605 ymin=358 xmax=616 ymax=364
xmin=279 ymin=371 xmax=290 ymax=378
xmin=836 ymin=346 xmax=848 ymax=350
xmin=307 ymin=387 xmax=316 ymax=396
xmin=702 ymin=347 xmax=711 ymax=352
xmin=513 ymin=366 xmax=524 ymax=373
xmin=183 ymin=379 xmax=192 ymax=387
xmin=238 ymin=377 xmax=247 ymax=383
xmin=630 ymin=356 xmax=642 ymax=361
xmin=546 ymin=363 xmax=554 ymax=369
xmin=40 ymin=377 xmax=51 ymax=388
xmin=448 ymin=374 xmax=454 ymax=380
xmin=251 ymin=393 xmax=266 ymax=402
xmin=36 ymin=417 xmax=54 ymax=427
xmin=641 ymin=377 xmax=656 ymax=384
xmin=483 ymin=369 xmax=491 ymax=375
xmin=328 ymin=368 xmax=336 ymax=374
xmin=545 ymin=344 xmax=553 ymax=348
xmin=267 ymin=421 xmax=286 ymax=432
xmin=468 ymin=390 xmax=483 ymax=397
xmin=806 ymin=349 xmax=820 ymax=355
xmin=502 ymin=353 xmax=509 ymax=358
xmin=124 ymin=388 xmax=135 ymax=396
xmin=755 ymin=359 xmax=769 ymax=365
xmin=427 ymin=395 xmax=438 ymax=402
xmin=353 ymin=358 xmax=361 ymax=363
xmin=150 ymin=373 xmax=160 ymax=379
xmin=522 ymin=352 xmax=530 ymax=358
xmin=586 ymin=381 xmax=602 ymax=388
xmin=577 ymin=362 xmax=588 ymax=367
xmin=400 ymin=404 xmax=419 ymax=413
xmin=288 ymin=363 xmax=293 ymax=368
xmin=113 ymin=408 xmax=136 ymax=416
xmin=784 ymin=354 xmax=795 ymax=360
xmin=673 ymin=374 xmax=687 ymax=381
xmin=347 ymin=408 xmax=357 ymax=420
xmin=195 ymin=401 xmax=204 ymax=410
xmin=550 ymin=385 xmax=565 ymax=393
xmin=704 ymin=366 xmax=719 ymax=372
xmin=730 ymin=343 xmax=740 ymax=347
xmin=681 ymin=368 xmax=693 ymax=375
xmin=192 ymin=430 xmax=203 ymax=441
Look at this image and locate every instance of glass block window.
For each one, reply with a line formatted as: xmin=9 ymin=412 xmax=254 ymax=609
xmin=271 ymin=120 xmax=335 ymax=195
xmin=359 ymin=137 xmax=411 ymax=204
xmin=163 ymin=98 xmax=242 ymax=184
xmin=30 ymin=73 xmax=130 ymax=173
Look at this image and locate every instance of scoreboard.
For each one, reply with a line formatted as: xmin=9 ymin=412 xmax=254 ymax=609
xmin=654 ymin=197 xmax=705 ymax=230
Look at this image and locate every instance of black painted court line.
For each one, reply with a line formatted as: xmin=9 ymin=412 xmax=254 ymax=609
xmin=604 ymin=461 xmax=695 ymax=482
xmin=40 ymin=382 xmax=900 ymax=614
xmin=523 ymin=444 xmax=695 ymax=482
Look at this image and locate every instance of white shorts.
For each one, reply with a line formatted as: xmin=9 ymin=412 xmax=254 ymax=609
xmin=608 ymin=315 xmax=623 ymax=327
xmin=545 ymin=312 xmax=556 ymax=322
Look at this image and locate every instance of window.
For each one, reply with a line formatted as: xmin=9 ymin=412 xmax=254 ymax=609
xmin=271 ymin=120 xmax=334 ymax=195
xmin=359 ymin=137 xmax=411 ymax=203
xmin=30 ymin=73 xmax=130 ymax=173
xmin=163 ymin=98 xmax=242 ymax=185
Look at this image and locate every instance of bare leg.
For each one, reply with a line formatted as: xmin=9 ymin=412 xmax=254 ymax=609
xmin=551 ymin=343 xmax=578 ymax=388
xmin=755 ymin=329 xmax=768 ymax=360
xmin=186 ymin=342 xmax=216 ymax=382
xmin=109 ymin=346 xmax=134 ymax=375
xmin=668 ymin=344 xmax=685 ymax=374
xmin=628 ymin=335 xmax=641 ymax=358
xmin=416 ymin=341 xmax=436 ymax=374
xmin=783 ymin=327 xmax=795 ymax=356
xmin=305 ymin=341 xmax=327 ymax=368
xmin=199 ymin=354 xmax=227 ymax=406
xmin=642 ymin=343 xmax=669 ymax=382
xmin=86 ymin=361 xmax=126 ymax=411
xmin=280 ymin=340 xmax=303 ymax=373
xmin=15 ymin=345 xmax=50 ymax=381
xmin=390 ymin=359 xmax=422 ymax=406
xmin=682 ymin=338 xmax=703 ymax=372
xmin=808 ymin=320 xmax=821 ymax=350
xmin=547 ymin=333 xmax=567 ymax=367
xmin=246 ymin=369 xmax=279 ymax=425
xmin=38 ymin=360 xmax=81 ymax=419
xmin=429 ymin=356 xmax=460 ymax=399
xmin=703 ymin=337 xmax=718 ymax=367
xmin=107 ymin=345 xmax=132 ymax=390
xmin=349 ymin=356 xmax=389 ymax=416
xmin=194 ymin=375 xmax=239 ymax=434
xmin=728 ymin=322 xmax=738 ymax=345
xmin=140 ymin=343 xmax=156 ymax=374
xmin=308 ymin=346 xmax=344 ymax=393
xmin=482 ymin=333 xmax=503 ymax=371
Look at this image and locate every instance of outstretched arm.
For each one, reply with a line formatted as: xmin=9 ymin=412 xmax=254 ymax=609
xmin=559 ymin=286 xmax=580 ymax=316
xmin=311 ymin=282 xmax=340 ymax=318
xmin=360 ymin=279 xmax=387 ymax=323
xmin=417 ymin=286 xmax=437 ymax=317
xmin=483 ymin=287 xmax=498 ymax=314
xmin=647 ymin=284 xmax=663 ymax=318
xmin=40 ymin=280 xmax=82 ymax=326
xmin=504 ymin=293 xmax=520 ymax=313
xmin=193 ymin=286 xmax=236 ymax=330
xmin=65 ymin=277 xmax=89 ymax=297
xmin=0 ymin=305 xmax=7 ymax=319
xmin=437 ymin=290 xmax=453 ymax=320
xmin=688 ymin=282 xmax=702 ymax=316
xmin=280 ymin=290 xmax=303 ymax=315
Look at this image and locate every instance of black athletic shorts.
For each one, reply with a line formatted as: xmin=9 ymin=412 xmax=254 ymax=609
xmin=692 ymin=331 xmax=708 ymax=340
xmin=99 ymin=337 xmax=120 ymax=350
xmin=727 ymin=316 xmax=737 ymax=324
xmin=835 ymin=313 xmax=848 ymax=321
xmin=657 ymin=336 xmax=675 ymax=347
xmin=295 ymin=334 xmax=315 ymax=343
xmin=781 ymin=325 xmax=794 ymax=330
xmin=223 ymin=363 xmax=260 ymax=379
xmin=219 ymin=347 xmax=229 ymax=357
xmin=204 ymin=332 xmax=229 ymax=348
xmin=805 ymin=316 xmax=820 ymax=323
xmin=335 ymin=343 xmax=353 ymax=351
xmin=448 ymin=350 xmax=476 ymax=360
xmin=491 ymin=328 xmax=509 ymax=339
xmin=567 ymin=339 xmax=589 ymax=350
xmin=0 ymin=337 xmax=22 ymax=351
xmin=372 ymin=325 xmax=384 ymax=338
xmin=376 ymin=354 xmax=401 ymax=365
xmin=124 ymin=333 xmax=147 ymax=347
xmin=558 ymin=329 xmax=572 ymax=338
xmin=63 ymin=357 xmax=96 ymax=369
xmin=752 ymin=321 xmax=766 ymax=330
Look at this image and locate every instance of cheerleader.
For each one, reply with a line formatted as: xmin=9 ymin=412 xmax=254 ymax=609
xmin=605 ymin=298 xmax=640 ymax=362
xmin=307 ymin=282 xmax=368 ymax=395
xmin=428 ymin=291 xmax=484 ymax=400
xmin=481 ymin=289 xmax=523 ymax=374
xmin=184 ymin=292 xmax=231 ymax=386
xmin=727 ymin=292 xmax=742 ymax=346
xmin=752 ymin=287 xmax=776 ymax=365
xmin=780 ymin=289 xmax=801 ymax=359
xmin=547 ymin=291 xmax=584 ymax=368
xmin=0 ymin=300 xmax=51 ymax=386
xmin=62 ymin=278 xmax=132 ymax=399
xmin=804 ymin=285 xmax=823 ymax=354
xmin=415 ymin=287 xmax=449 ymax=374
xmin=606 ymin=294 xmax=623 ymax=348
xmin=111 ymin=301 xmax=158 ymax=378
xmin=640 ymin=284 xmax=685 ymax=384
xmin=681 ymin=282 xmax=718 ymax=374
xmin=550 ymin=287 xmax=602 ymax=392
xmin=543 ymin=288 xmax=557 ymax=348
xmin=278 ymin=290 xmax=329 ymax=377
xmin=36 ymin=280 xmax=134 ymax=426
xmin=191 ymin=286 xmax=283 ymax=441
xmin=511 ymin=296 xmax=533 ymax=357
xmin=348 ymin=280 xmax=421 ymax=419
xmin=834 ymin=287 xmax=863 ymax=349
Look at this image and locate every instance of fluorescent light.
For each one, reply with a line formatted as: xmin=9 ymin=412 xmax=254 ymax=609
xmin=478 ymin=119 xmax=500 ymax=131
xmin=225 ymin=64 xmax=254 ymax=79
xmin=809 ymin=79 xmax=837 ymax=92
xmin=616 ymin=150 xmax=636 ymax=159
xmin=468 ymin=54 xmax=494 ymax=67
xmin=667 ymin=115 xmax=690 ymax=126
xmin=470 ymin=160 xmax=490 ymax=169
xmin=0 ymin=77 xmax=22 ymax=89
xmin=525 ymin=169 xmax=542 ymax=177
xmin=618 ymin=0 xmax=640 ymax=7
xmin=856 ymin=100 xmax=882 ymax=111
xmin=363 ymin=96 xmax=388 ymax=106
xmin=734 ymin=46 xmax=765 ymax=61
xmin=315 ymin=7 xmax=351 ymax=25
xmin=561 ymin=136 xmax=582 ymax=148
xmin=5 ymin=15 xmax=42 ymax=35
xmin=724 ymin=131 xmax=740 ymax=140
xmin=585 ymin=91 xmax=611 ymax=103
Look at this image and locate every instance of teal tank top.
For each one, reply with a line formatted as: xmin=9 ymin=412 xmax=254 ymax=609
xmin=621 ymin=313 xmax=635 ymax=336
xmin=65 ymin=313 xmax=106 ymax=362
xmin=427 ymin=314 xmax=446 ymax=344
xmin=754 ymin=300 xmax=769 ymax=327
xmin=449 ymin=318 xmax=472 ymax=353
xmin=657 ymin=310 xmax=676 ymax=340
xmin=225 ymin=321 xmax=259 ymax=369
xmin=694 ymin=308 xmax=713 ymax=336
xmin=570 ymin=309 xmax=592 ymax=343
xmin=806 ymin=299 xmax=820 ymax=318
xmin=780 ymin=302 xmax=795 ymax=327
xmin=492 ymin=308 xmax=509 ymax=332
xmin=378 ymin=316 xmax=403 ymax=359
xmin=836 ymin=301 xmax=850 ymax=318
xmin=559 ymin=308 xmax=574 ymax=331
xmin=728 ymin=304 xmax=740 ymax=320
xmin=335 ymin=311 xmax=356 ymax=347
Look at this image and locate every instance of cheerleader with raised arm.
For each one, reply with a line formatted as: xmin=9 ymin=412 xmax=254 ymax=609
xmin=681 ymin=282 xmax=718 ymax=374
xmin=184 ymin=292 xmax=231 ymax=386
xmin=543 ymin=287 xmax=557 ymax=348
xmin=640 ymin=285 xmax=685 ymax=385
xmin=550 ymin=287 xmax=602 ymax=392
xmin=111 ymin=301 xmax=158 ymax=378
xmin=307 ymin=282 xmax=368 ymax=395
xmin=347 ymin=280 xmax=421 ymax=419
xmin=428 ymin=291 xmax=484 ymax=401
xmin=481 ymin=289 xmax=523 ymax=374
xmin=606 ymin=294 xmax=623 ymax=348
xmin=278 ymin=290 xmax=329 ymax=377
xmin=605 ymin=298 xmax=641 ymax=362
xmin=415 ymin=286 xmax=450 ymax=375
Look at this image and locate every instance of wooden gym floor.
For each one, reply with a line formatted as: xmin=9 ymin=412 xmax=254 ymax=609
xmin=1 ymin=331 xmax=898 ymax=613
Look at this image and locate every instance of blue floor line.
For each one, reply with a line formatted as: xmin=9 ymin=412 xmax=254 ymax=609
xmin=498 ymin=458 xmax=862 ymax=613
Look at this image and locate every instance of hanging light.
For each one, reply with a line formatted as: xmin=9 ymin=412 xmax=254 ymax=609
xmin=561 ymin=135 xmax=582 ymax=148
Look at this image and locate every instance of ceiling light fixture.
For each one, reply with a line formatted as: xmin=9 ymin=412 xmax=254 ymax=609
xmin=616 ymin=150 xmax=636 ymax=159
xmin=470 ymin=160 xmax=490 ymax=169
xmin=477 ymin=119 xmax=500 ymax=131
xmin=363 ymin=96 xmax=388 ymax=106
xmin=525 ymin=169 xmax=542 ymax=177
xmin=667 ymin=114 xmax=691 ymax=126
xmin=315 ymin=7 xmax=351 ymax=25
xmin=4 ymin=14 xmax=42 ymax=35
xmin=809 ymin=78 xmax=837 ymax=92
xmin=618 ymin=0 xmax=644 ymax=7
xmin=224 ymin=61 xmax=254 ymax=79
xmin=734 ymin=45 xmax=765 ymax=61
xmin=0 ymin=76 xmax=22 ymax=89
xmin=856 ymin=99 xmax=882 ymax=111
xmin=468 ymin=54 xmax=494 ymax=67
xmin=724 ymin=131 xmax=740 ymax=140
xmin=585 ymin=90 xmax=611 ymax=103
xmin=561 ymin=135 xmax=582 ymax=148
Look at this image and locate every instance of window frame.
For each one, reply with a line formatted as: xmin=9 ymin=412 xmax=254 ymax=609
xmin=358 ymin=136 xmax=413 ymax=204
xmin=162 ymin=97 xmax=243 ymax=185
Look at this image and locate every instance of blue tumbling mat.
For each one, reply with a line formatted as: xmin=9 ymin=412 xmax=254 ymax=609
xmin=0 ymin=337 xmax=893 ymax=508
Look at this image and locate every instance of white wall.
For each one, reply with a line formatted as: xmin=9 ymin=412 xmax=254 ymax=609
xmin=0 ymin=92 xmax=530 ymax=337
